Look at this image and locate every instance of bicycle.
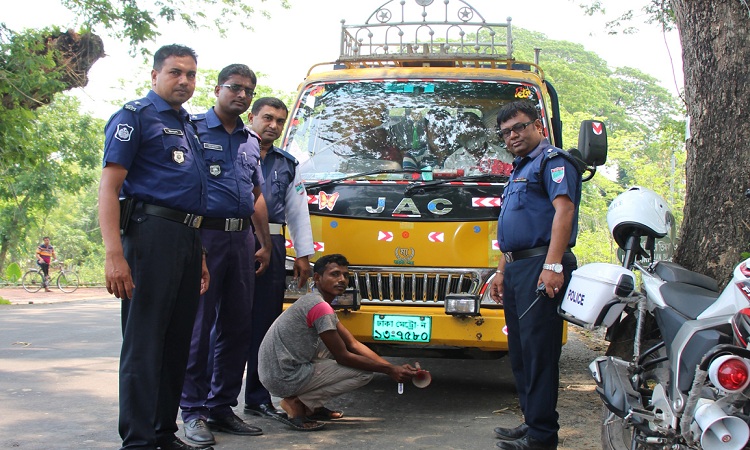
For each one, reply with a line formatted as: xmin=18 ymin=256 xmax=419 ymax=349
xmin=22 ymin=261 xmax=80 ymax=293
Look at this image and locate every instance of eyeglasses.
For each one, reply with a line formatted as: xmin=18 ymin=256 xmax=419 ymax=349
xmin=498 ymin=120 xmax=536 ymax=139
xmin=219 ymin=84 xmax=255 ymax=97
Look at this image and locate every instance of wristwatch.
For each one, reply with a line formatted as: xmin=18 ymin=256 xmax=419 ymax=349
xmin=543 ymin=263 xmax=563 ymax=273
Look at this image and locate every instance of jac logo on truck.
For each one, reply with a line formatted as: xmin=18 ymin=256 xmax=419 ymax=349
xmin=366 ymin=197 xmax=452 ymax=218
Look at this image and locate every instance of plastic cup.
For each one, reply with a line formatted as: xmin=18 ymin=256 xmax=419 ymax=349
xmin=413 ymin=362 xmax=431 ymax=388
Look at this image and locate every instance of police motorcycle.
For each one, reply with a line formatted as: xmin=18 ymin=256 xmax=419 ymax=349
xmin=559 ymin=186 xmax=750 ymax=450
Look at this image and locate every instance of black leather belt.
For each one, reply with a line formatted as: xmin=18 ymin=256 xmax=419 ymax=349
xmin=201 ymin=216 xmax=251 ymax=231
xmin=503 ymin=246 xmax=571 ymax=263
xmin=142 ymin=203 xmax=204 ymax=228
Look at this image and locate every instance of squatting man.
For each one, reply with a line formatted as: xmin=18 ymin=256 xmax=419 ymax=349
xmin=258 ymin=253 xmax=419 ymax=431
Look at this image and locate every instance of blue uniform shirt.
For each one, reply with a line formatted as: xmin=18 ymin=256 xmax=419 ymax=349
xmin=497 ymin=138 xmax=581 ymax=253
xmin=193 ymin=108 xmax=264 ymax=218
xmin=260 ymin=146 xmax=297 ymax=223
xmin=102 ymin=90 xmax=208 ymax=214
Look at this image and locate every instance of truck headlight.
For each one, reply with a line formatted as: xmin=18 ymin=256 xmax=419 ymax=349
xmin=332 ymin=288 xmax=360 ymax=311
xmin=444 ymin=293 xmax=480 ymax=316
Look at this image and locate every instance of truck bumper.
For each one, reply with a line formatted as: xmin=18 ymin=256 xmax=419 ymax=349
xmin=336 ymin=305 xmax=511 ymax=352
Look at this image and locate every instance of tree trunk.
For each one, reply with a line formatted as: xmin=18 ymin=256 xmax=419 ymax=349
xmin=672 ymin=0 xmax=750 ymax=286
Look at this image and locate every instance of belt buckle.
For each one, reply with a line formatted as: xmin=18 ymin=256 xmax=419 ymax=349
xmin=185 ymin=214 xmax=203 ymax=228
xmin=225 ymin=218 xmax=242 ymax=232
xmin=504 ymin=252 xmax=513 ymax=264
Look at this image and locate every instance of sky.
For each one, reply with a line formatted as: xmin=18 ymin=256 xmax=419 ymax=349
xmin=4 ymin=0 xmax=683 ymax=119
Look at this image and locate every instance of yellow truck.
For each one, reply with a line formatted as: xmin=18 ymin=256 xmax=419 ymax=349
xmin=281 ymin=0 xmax=607 ymax=358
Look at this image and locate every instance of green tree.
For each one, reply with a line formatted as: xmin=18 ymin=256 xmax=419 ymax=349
xmin=0 ymin=94 xmax=103 ymax=275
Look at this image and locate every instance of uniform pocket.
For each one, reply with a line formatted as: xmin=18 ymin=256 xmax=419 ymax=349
xmin=505 ymin=179 xmax=527 ymax=210
xmin=162 ymin=134 xmax=191 ymax=165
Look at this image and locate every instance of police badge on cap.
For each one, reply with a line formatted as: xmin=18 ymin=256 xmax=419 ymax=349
xmin=173 ymin=149 xmax=185 ymax=164
xmin=115 ymin=124 xmax=134 ymax=142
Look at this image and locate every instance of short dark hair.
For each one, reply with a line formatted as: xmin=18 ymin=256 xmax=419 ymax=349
xmin=43 ymin=236 xmax=50 ymax=240
xmin=422 ymin=108 xmax=452 ymax=127
xmin=313 ymin=254 xmax=350 ymax=275
xmin=251 ymin=97 xmax=288 ymax=115
xmin=153 ymin=44 xmax=198 ymax=71
xmin=496 ymin=100 xmax=540 ymax=126
xmin=218 ymin=64 xmax=257 ymax=85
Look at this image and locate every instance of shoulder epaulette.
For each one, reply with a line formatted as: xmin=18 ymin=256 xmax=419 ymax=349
xmin=276 ymin=147 xmax=299 ymax=166
xmin=190 ymin=113 xmax=207 ymax=122
xmin=247 ymin=128 xmax=262 ymax=144
xmin=540 ymin=147 xmax=586 ymax=175
xmin=123 ymin=97 xmax=151 ymax=113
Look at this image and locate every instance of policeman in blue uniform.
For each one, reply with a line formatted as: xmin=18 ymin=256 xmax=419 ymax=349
xmin=99 ymin=44 xmax=212 ymax=450
xmin=242 ymin=97 xmax=315 ymax=419
xmin=489 ymin=100 xmax=581 ymax=450
xmin=179 ymin=65 xmax=271 ymax=447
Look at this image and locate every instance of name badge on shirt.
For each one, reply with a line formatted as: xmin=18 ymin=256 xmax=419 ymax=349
xmin=163 ymin=128 xmax=184 ymax=136
xmin=204 ymin=143 xmax=223 ymax=151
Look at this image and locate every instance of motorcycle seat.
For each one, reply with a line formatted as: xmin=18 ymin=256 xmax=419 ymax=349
xmin=653 ymin=261 xmax=719 ymax=292
xmin=658 ymin=281 xmax=720 ymax=319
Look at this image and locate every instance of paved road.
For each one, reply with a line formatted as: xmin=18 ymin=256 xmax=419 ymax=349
xmin=0 ymin=293 xmax=601 ymax=449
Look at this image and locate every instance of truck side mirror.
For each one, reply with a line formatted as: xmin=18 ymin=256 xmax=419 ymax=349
xmin=577 ymin=120 xmax=608 ymax=167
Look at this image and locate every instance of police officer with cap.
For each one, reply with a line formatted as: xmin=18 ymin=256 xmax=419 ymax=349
xmin=179 ymin=64 xmax=272 ymax=447
xmin=99 ymin=44 xmax=211 ymax=450
xmin=243 ymin=97 xmax=315 ymax=419
xmin=489 ymin=100 xmax=581 ymax=450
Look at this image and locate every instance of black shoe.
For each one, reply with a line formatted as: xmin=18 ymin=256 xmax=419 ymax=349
xmin=496 ymin=435 xmax=557 ymax=450
xmin=244 ymin=402 xmax=287 ymax=420
xmin=207 ymin=412 xmax=263 ymax=436
xmin=184 ymin=418 xmax=215 ymax=446
xmin=494 ymin=423 xmax=529 ymax=440
xmin=157 ymin=438 xmax=214 ymax=450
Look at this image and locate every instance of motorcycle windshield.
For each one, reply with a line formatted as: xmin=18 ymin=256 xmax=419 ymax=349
xmin=283 ymin=79 xmax=541 ymax=181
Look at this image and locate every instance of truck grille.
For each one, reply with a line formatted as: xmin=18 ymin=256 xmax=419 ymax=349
xmin=349 ymin=267 xmax=485 ymax=305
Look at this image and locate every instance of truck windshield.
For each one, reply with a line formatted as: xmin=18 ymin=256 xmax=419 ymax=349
xmin=284 ymin=80 xmax=542 ymax=181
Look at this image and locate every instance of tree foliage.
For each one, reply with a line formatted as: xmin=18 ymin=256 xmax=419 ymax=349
xmin=0 ymin=94 xmax=103 ymax=275
xmin=57 ymin=0 xmax=290 ymax=55
xmin=0 ymin=0 xmax=290 ymax=283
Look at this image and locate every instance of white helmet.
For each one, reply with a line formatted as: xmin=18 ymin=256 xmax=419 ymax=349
xmin=607 ymin=186 xmax=674 ymax=249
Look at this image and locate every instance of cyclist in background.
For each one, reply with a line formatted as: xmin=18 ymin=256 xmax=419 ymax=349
xmin=35 ymin=236 xmax=56 ymax=292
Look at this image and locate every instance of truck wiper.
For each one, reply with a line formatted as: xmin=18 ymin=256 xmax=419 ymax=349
xmin=305 ymin=169 xmax=419 ymax=190
xmin=404 ymin=173 xmax=508 ymax=196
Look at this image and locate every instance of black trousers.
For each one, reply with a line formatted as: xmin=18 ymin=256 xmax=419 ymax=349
xmin=502 ymin=252 xmax=576 ymax=446
xmin=118 ymin=215 xmax=203 ymax=449
xmin=244 ymin=233 xmax=287 ymax=406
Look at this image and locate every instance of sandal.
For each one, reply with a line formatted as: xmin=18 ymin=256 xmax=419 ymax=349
xmin=307 ymin=406 xmax=344 ymax=421
xmin=276 ymin=415 xmax=326 ymax=431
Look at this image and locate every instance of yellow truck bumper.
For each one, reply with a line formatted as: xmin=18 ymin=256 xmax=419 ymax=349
xmin=335 ymin=305 xmax=511 ymax=351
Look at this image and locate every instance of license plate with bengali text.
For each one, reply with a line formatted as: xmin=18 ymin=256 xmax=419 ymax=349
xmin=372 ymin=314 xmax=432 ymax=343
